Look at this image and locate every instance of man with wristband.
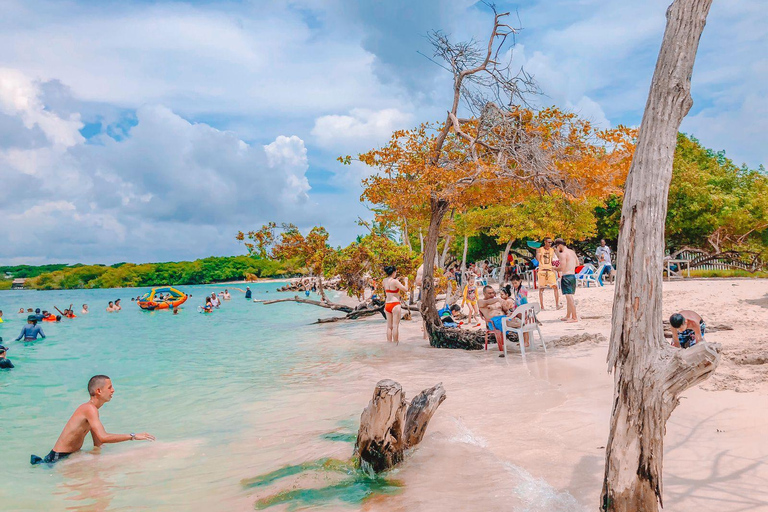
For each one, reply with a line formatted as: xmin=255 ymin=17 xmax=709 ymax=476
xmin=31 ymin=375 xmax=155 ymax=465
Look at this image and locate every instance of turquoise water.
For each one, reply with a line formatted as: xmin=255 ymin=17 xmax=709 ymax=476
xmin=0 ymin=283 xmax=374 ymax=511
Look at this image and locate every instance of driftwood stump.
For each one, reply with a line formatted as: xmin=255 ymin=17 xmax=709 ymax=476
xmin=355 ymin=380 xmax=446 ymax=473
xmin=403 ymin=383 xmax=447 ymax=448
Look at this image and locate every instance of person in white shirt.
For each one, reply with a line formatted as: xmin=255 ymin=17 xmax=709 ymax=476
xmin=595 ymin=239 xmax=614 ymax=283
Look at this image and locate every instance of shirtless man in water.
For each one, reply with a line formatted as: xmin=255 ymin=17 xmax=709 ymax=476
xmin=31 ymin=375 xmax=154 ymax=464
xmin=554 ymin=238 xmax=578 ymax=323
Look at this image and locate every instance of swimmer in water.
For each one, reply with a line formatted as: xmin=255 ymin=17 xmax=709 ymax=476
xmin=31 ymin=375 xmax=155 ymax=465
xmin=18 ymin=308 xmax=25 ymax=314
xmin=82 ymin=304 xmax=89 ymax=314
xmin=114 ymin=299 xmax=122 ymax=311
xmin=0 ymin=344 xmax=13 ymax=369
xmin=16 ymin=316 xmax=46 ymax=341
xmin=106 ymin=301 xmax=115 ymax=312
xmin=245 ymin=287 xmax=252 ymax=299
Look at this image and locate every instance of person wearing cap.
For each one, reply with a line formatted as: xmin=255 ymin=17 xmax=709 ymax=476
xmin=16 ymin=315 xmax=46 ymax=341
xmin=0 ymin=342 xmax=13 ymax=369
xmin=245 ymin=286 xmax=252 ymax=299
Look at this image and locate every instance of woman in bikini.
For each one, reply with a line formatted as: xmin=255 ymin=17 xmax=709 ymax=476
xmin=382 ymin=265 xmax=408 ymax=343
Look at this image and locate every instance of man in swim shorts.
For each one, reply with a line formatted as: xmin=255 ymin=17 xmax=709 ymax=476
xmin=669 ymin=310 xmax=706 ymax=348
xmin=554 ymin=239 xmax=578 ymax=323
xmin=536 ymin=238 xmax=561 ymax=310
xmin=31 ymin=375 xmax=155 ymax=465
xmin=16 ymin=315 xmax=46 ymax=341
xmin=478 ymin=286 xmax=522 ymax=353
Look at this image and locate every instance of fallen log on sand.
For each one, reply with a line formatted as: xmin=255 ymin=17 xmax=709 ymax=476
xmin=355 ymin=379 xmax=446 ymax=473
xmin=261 ymin=295 xmax=419 ymax=324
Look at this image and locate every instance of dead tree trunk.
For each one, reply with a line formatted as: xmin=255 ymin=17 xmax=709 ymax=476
xmin=601 ymin=1 xmax=720 ymax=510
xmin=355 ymin=380 xmax=446 ymax=473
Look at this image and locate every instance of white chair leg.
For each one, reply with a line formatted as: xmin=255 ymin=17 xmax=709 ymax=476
xmin=503 ymin=329 xmax=509 ymax=363
xmin=538 ymin=326 xmax=546 ymax=353
xmin=518 ymin=329 xmax=526 ymax=360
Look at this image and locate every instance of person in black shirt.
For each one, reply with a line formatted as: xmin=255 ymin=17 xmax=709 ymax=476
xmin=0 ymin=343 xmax=13 ymax=369
xmin=245 ymin=286 xmax=252 ymax=299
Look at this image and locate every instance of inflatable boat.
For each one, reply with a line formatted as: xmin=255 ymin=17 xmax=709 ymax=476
xmin=137 ymin=287 xmax=188 ymax=310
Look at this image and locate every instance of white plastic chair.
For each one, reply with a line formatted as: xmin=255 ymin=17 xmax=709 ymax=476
xmin=576 ymin=263 xmax=606 ymax=287
xmin=501 ymin=303 xmax=545 ymax=360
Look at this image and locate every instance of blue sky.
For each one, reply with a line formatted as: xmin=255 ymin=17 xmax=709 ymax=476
xmin=1 ymin=0 xmax=765 ymax=264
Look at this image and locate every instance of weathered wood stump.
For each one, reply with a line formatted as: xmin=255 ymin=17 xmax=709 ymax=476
xmin=355 ymin=380 xmax=446 ymax=473
xmin=428 ymin=326 xmax=486 ymax=350
xmin=404 ymin=383 xmax=447 ymax=448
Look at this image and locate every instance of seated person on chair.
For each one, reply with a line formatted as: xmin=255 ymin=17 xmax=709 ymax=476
xmin=479 ymin=286 xmax=524 ymax=352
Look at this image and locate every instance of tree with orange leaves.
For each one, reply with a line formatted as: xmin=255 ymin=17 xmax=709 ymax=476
xmin=353 ymin=10 xmax=635 ymax=347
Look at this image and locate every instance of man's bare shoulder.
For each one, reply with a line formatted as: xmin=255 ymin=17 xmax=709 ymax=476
xmin=73 ymin=402 xmax=98 ymax=419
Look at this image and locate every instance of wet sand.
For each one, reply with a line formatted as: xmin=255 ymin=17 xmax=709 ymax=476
xmin=246 ymin=278 xmax=768 ymax=511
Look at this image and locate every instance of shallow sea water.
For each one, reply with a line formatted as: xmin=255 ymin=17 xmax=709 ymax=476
xmin=0 ymin=283 xmax=586 ymax=511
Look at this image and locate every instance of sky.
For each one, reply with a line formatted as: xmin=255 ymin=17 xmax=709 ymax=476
xmin=1 ymin=0 xmax=766 ymax=265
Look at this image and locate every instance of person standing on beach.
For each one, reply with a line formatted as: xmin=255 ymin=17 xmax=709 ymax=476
xmin=383 ymin=266 xmax=408 ymax=343
xmin=554 ymin=239 xmax=578 ymax=323
xmin=31 ymin=375 xmax=155 ymax=465
xmin=595 ymin=239 xmax=614 ymax=283
xmin=16 ymin=316 xmax=46 ymax=341
xmin=536 ymin=238 xmax=561 ymax=310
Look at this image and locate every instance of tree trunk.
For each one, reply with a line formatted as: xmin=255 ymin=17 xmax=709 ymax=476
xmin=499 ymin=239 xmax=513 ymax=284
xmin=355 ymin=380 xmax=446 ymax=473
xmin=439 ymin=235 xmax=451 ymax=269
xmin=403 ymin=218 xmax=412 ymax=253
xmin=601 ymin=2 xmax=720 ymax=510
xmin=421 ymin=197 xmax=450 ymax=334
xmin=315 ymin=276 xmax=328 ymax=303
xmin=461 ymin=234 xmax=469 ymax=289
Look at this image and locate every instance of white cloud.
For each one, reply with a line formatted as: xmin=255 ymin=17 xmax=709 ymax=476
xmin=311 ymin=108 xmax=413 ymax=151
xmin=0 ymin=67 xmax=84 ymax=148
xmin=0 ymin=69 xmax=320 ymax=263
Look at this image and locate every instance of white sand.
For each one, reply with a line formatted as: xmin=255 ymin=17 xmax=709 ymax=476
xmin=359 ymin=278 xmax=768 ymax=511
xmin=242 ymin=278 xmax=768 ymax=511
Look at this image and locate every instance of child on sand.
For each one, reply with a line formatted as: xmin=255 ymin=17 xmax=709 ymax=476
xmin=461 ymin=275 xmax=481 ymax=325
xmin=670 ymin=310 xmax=706 ymax=348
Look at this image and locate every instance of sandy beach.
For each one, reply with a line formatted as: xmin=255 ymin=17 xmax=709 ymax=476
xmin=242 ymin=278 xmax=768 ymax=511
